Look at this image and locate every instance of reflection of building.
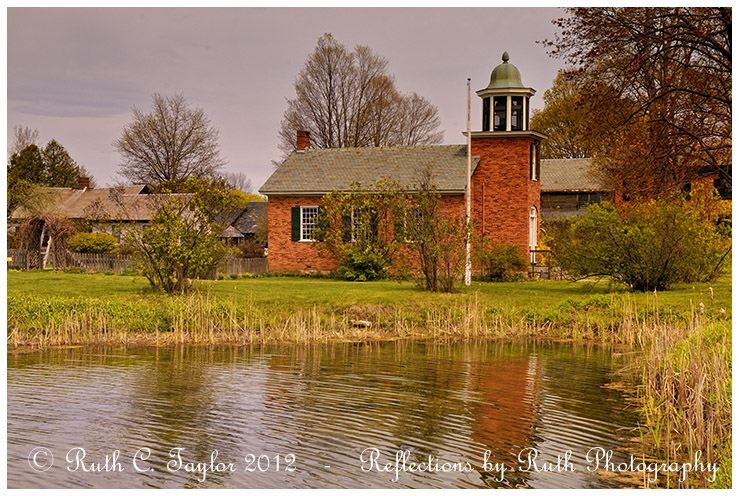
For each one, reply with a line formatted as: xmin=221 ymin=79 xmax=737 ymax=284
xmin=468 ymin=353 xmax=541 ymax=462
xmin=260 ymin=52 xmax=545 ymax=272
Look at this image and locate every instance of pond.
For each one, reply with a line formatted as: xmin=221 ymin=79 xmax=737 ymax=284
xmin=7 ymin=341 xmax=644 ymax=489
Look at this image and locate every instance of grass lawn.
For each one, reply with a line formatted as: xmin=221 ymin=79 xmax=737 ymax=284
xmin=7 ymin=269 xmax=731 ymax=318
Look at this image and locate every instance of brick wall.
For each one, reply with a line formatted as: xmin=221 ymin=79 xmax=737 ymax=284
xmin=267 ymin=196 xmax=336 ymax=273
xmin=470 ymin=136 xmax=541 ymax=260
xmin=267 ymin=195 xmax=467 ymax=273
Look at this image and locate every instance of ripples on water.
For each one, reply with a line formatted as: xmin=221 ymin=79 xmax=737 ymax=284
xmin=7 ymin=341 xmax=641 ymax=489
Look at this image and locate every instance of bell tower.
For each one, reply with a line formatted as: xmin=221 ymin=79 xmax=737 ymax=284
xmin=469 ymin=52 xmax=546 ymax=263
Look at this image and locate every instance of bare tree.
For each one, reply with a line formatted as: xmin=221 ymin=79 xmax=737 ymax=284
xmin=9 ymin=125 xmax=40 ymax=158
xmin=393 ymin=92 xmax=444 ymax=146
xmin=221 ymin=171 xmax=253 ymax=193
xmin=114 ymin=93 xmax=226 ymax=190
xmin=278 ymin=33 xmax=443 ymax=156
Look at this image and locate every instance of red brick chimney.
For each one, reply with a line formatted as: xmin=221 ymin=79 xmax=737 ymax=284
xmin=78 ymin=176 xmax=91 ymax=190
xmin=296 ymin=130 xmax=310 ymax=152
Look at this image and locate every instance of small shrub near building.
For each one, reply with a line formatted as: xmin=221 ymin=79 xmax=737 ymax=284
xmin=475 ymin=242 xmax=528 ymax=281
xmin=337 ymin=245 xmax=389 ymax=282
xmin=67 ymin=232 xmax=118 ymax=253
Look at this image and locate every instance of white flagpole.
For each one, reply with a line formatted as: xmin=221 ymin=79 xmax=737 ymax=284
xmin=464 ymin=78 xmax=472 ymax=287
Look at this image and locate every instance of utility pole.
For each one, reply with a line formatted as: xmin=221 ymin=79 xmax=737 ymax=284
xmin=465 ymin=78 xmax=472 ymax=287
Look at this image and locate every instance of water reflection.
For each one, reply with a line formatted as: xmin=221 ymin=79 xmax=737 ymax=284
xmin=7 ymin=341 xmax=641 ymax=489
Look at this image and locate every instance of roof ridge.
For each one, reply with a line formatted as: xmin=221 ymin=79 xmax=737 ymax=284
xmin=300 ymin=144 xmax=464 ymax=153
xmin=540 ymin=157 xmax=592 ymax=162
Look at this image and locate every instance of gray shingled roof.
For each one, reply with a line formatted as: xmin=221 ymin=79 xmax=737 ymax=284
xmin=232 ymin=201 xmax=266 ymax=235
xmin=540 ymin=158 xmax=609 ymax=192
xmin=9 ymin=185 xmax=159 ymax=221
xmin=260 ymin=145 xmax=480 ymax=195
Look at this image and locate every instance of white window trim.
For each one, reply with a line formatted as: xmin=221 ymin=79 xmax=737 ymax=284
xmin=300 ymin=205 xmax=319 ymax=242
xmin=506 ymin=95 xmax=512 ymax=132
xmin=402 ymin=207 xmax=423 ymax=243
xmin=530 ymin=143 xmax=539 ymax=181
xmin=529 ymin=206 xmax=538 ymax=253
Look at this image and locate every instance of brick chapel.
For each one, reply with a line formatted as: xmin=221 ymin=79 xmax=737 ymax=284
xmin=260 ymin=52 xmax=547 ymax=273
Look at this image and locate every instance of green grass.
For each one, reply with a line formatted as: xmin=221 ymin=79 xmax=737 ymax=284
xmin=7 ymin=269 xmax=730 ymax=319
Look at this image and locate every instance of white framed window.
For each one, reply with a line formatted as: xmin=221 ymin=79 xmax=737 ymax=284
xmin=301 ymin=206 xmax=319 ymax=241
xmin=530 ymin=142 xmax=540 ymax=181
xmin=529 ymin=206 xmax=538 ymax=263
xmin=346 ymin=207 xmax=379 ymax=243
xmin=401 ymin=206 xmax=423 ymax=243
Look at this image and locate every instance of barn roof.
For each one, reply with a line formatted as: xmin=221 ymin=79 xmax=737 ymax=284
xmin=231 ymin=201 xmax=266 ymax=235
xmin=9 ymin=185 xmax=163 ymax=222
xmin=540 ymin=158 xmax=609 ymax=192
xmin=260 ymin=145 xmax=480 ymax=195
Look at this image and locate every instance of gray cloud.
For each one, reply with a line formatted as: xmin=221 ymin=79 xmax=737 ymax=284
xmin=8 ymin=7 xmax=566 ymax=188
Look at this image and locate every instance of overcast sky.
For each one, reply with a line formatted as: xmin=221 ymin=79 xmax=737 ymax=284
xmin=7 ymin=7 xmax=569 ymax=191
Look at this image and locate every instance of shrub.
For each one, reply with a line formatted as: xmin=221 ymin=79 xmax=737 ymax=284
xmin=475 ymin=242 xmax=528 ymax=281
xmin=125 ymin=177 xmax=232 ymax=293
xmin=67 ymin=232 xmax=118 ymax=253
xmin=551 ymin=184 xmax=731 ymax=291
xmin=235 ymin=238 xmax=266 ymax=258
xmin=336 ymin=245 xmax=389 ymax=281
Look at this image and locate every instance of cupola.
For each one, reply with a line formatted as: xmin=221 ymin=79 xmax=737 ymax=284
xmin=477 ymin=52 xmax=536 ymax=132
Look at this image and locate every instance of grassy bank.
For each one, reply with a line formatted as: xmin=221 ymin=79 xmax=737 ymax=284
xmin=7 ymin=270 xmax=730 ymax=345
xmin=6 ymin=270 xmax=732 ymax=487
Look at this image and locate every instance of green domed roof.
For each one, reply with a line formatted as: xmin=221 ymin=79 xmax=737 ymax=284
xmin=486 ymin=52 xmax=524 ymax=89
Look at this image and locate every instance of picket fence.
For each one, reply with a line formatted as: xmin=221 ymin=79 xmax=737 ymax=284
xmin=7 ymin=249 xmax=268 ymax=276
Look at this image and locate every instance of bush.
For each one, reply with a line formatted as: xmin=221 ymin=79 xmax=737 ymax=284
xmin=235 ymin=238 xmax=266 ymax=258
xmin=67 ymin=232 xmax=118 ymax=253
xmin=336 ymin=245 xmax=389 ymax=281
xmin=475 ymin=242 xmax=528 ymax=281
xmin=551 ymin=185 xmax=731 ymax=291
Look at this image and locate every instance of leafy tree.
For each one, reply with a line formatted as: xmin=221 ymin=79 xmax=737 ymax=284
xmin=531 ymin=70 xmax=629 ymax=160
xmin=121 ymin=177 xmax=237 ymax=293
xmin=8 ymin=144 xmax=45 ymax=184
xmin=550 ymin=183 xmax=730 ymax=291
xmin=315 ymin=173 xmax=470 ymax=291
xmin=227 ymin=189 xmax=265 ymax=207
xmin=315 ymin=179 xmax=406 ymax=281
xmin=396 ymin=171 xmax=470 ymax=293
xmin=543 ymin=7 xmax=731 ymax=198
xmin=278 ymin=33 xmax=443 ymax=156
xmin=115 ymin=93 xmax=226 ymax=190
xmin=8 ymin=140 xmax=91 ymax=215
xmin=40 ymin=140 xmax=81 ymax=187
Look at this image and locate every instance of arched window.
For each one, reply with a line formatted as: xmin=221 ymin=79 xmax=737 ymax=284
xmin=529 ymin=206 xmax=538 ymax=263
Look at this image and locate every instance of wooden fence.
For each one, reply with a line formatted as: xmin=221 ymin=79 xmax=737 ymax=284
xmin=221 ymin=257 xmax=268 ymax=276
xmin=67 ymin=252 xmax=138 ymax=273
xmin=7 ymin=249 xmax=268 ymax=276
xmin=7 ymin=249 xmax=27 ymax=269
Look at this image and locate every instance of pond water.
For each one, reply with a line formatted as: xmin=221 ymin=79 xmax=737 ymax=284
xmin=7 ymin=341 xmax=644 ymax=489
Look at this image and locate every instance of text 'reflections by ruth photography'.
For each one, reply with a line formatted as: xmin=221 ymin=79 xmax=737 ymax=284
xmin=360 ymin=447 xmax=718 ymax=484
xmin=30 ymin=445 xmax=718 ymax=485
